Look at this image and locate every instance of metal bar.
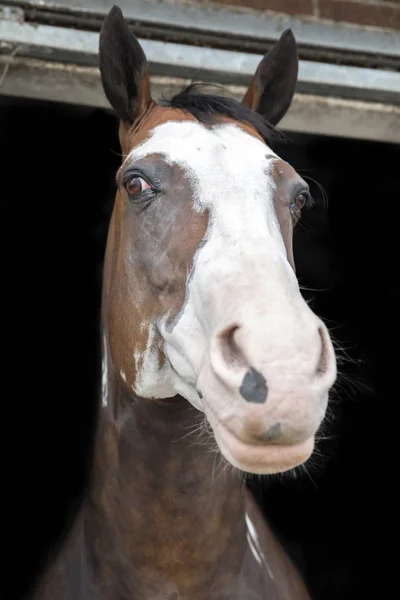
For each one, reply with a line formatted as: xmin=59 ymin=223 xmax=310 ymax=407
xmin=1 ymin=56 xmax=399 ymax=144
xmin=1 ymin=20 xmax=400 ymax=105
xmin=4 ymin=0 xmax=400 ymax=64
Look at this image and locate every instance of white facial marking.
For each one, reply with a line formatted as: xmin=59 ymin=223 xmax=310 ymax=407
xmin=119 ymin=118 xmax=335 ymax=473
xmin=120 ymin=370 xmax=127 ymax=383
xmin=126 ymin=120 xmax=291 ymax=404
xmin=132 ymin=320 xmax=176 ymax=399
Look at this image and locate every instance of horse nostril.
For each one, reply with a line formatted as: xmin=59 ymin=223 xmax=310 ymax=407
xmin=217 ymin=326 xmax=268 ymax=403
xmin=218 ymin=324 xmax=247 ymax=370
xmin=316 ymin=326 xmax=330 ymax=376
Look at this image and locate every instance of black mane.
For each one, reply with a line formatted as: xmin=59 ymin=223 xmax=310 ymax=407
xmin=160 ymin=84 xmax=285 ymax=148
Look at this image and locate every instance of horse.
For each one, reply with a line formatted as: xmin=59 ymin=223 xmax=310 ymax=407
xmin=31 ymin=5 xmax=337 ymax=600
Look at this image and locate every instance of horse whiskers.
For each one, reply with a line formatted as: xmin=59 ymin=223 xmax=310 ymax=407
xmin=270 ymin=441 xmax=331 ymax=486
xmin=175 ymin=415 xmax=211 ymax=443
xmin=301 ymin=294 xmax=315 ymax=307
xmin=322 ymin=326 xmax=373 ymax=397
xmin=315 ymin=419 xmax=340 ymax=444
xmin=176 ymin=420 xmax=207 ymax=442
xmin=211 ymin=450 xmax=222 ymax=483
xmin=324 ymin=326 xmax=362 ymax=361
xmin=329 ymin=337 xmax=358 ymax=359
xmin=299 ymin=283 xmax=333 ymax=293
xmin=315 ymin=433 xmax=339 ymax=442
xmin=328 ymin=357 xmax=372 ymax=399
xmin=190 ymin=410 xmax=250 ymax=484
xmin=213 ymin=454 xmax=247 ymax=486
xmin=176 ymin=415 xmax=222 ymax=455
xmin=296 ymin=461 xmax=319 ymax=489
xmin=309 ymin=446 xmax=335 ymax=462
xmin=182 ymin=416 xmax=244 ymax=484
xmin=325 ymin=398 xmax=337 ymax=417
xmin=245 ymin=471 xmax=267 ymax=486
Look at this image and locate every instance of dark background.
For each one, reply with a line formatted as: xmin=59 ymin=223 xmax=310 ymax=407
xmin=0 ymin=96 xmax=397 ymax=599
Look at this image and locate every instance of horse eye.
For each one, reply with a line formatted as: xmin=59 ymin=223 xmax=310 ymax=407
xmin=125 ymin=176 xmax=151 ymax=197
xmin=293 ymin=192 xmax=308 ymax=210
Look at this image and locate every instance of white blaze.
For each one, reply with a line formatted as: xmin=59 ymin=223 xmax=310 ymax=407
xmin=126 ymin=121 xmax=301 ymax=406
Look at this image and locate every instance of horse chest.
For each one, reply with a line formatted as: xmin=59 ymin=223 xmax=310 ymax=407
xmin=33 ymin=506 xmax=310 ymax=600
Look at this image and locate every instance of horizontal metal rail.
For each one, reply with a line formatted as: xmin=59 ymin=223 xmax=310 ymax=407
xmin=4 ymin=0 xmax=400 ymax=70
xmin=1 ymin=19 xmax=400 ymax=105
xmin=1 ymin=56 xmax=399 ymax=144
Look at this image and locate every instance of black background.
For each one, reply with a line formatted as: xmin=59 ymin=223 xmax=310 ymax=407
xmin=0 ymin=96 xmax=397 ymax=599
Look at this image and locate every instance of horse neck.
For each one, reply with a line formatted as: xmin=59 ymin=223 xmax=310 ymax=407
xmin=83 ymin=367 xmax=247 ymax=597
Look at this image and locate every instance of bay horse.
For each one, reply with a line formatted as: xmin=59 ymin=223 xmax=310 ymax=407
xmin=31 ymin=6 xmax=337 ymax=600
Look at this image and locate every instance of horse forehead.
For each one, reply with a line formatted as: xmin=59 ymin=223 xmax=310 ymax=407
xmin=128 ymin=121 xmax=278 ymax=175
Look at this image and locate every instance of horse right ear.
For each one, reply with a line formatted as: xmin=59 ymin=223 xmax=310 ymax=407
xmin=99 ymin=5 xmax=152 ymax=126
xmin=242 ymin=29 xmax=298 ymax=126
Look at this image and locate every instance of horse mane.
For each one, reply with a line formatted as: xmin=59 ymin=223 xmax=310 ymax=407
xmin=160 ymin=83 xmax=285 ymax=148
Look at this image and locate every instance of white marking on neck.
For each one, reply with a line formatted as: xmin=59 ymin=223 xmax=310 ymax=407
xmin=247 ymin=531 xmax=262 ymax=565
xmin=120 ymin=370 xmax=127 ymax=383
xmin=101 ymin=334 xmax=108 ymax=408
xmin=245 ymin=512 xmax=275 ymax=580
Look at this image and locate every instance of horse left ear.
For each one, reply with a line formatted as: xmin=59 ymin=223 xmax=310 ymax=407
xmin=242 ymin=29 xmax=298 ymax=126
xmin=99 ymin=5 xmax=152 ymax=126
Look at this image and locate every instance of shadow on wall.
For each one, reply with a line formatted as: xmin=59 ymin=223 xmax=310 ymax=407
xmin=0 ymin=96 xmax=398 ymax=600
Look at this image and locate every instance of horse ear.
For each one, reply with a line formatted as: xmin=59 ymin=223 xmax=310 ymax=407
xmin=99 ymin=5 xmax=152 ymax=126
xmin=242 ymin=29 xmax=298 ymax=126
